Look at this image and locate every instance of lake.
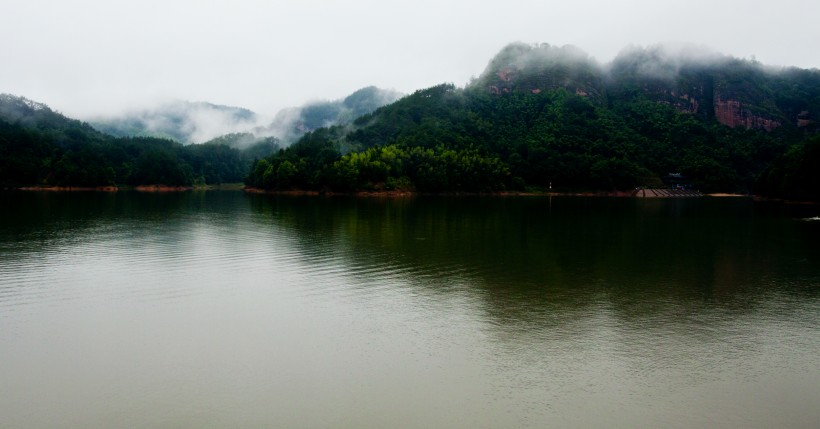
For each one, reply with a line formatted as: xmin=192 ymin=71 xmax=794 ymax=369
xmin=1 ymin=191 xmax=818 ymax=428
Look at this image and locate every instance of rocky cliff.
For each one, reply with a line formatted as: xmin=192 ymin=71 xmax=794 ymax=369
xmin=714 ymin=96 xmax=781 ymax=131
xmin=474 ymin=43 xmax=606 ymax=102
xmin=476 ymin=43 xmax=820 ymax=133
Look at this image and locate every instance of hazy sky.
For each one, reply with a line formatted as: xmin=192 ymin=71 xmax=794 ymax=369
xmin=2 ymin=0 xmax=818 ymax=118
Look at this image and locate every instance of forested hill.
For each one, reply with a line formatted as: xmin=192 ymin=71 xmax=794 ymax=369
xmin=260 ymin=86 xmax=404 ymax=144
xmin=0 ymin=94 xmax=108 ymax=143
xmin=0 ymin=94 xmax=278 ymax=188
xmin=474 ymin=43 xmax=820 ymax=132
xmin=2 ymin=43 xmax=819 ymax=199
xmin=246 ymin=43 xmax=820 ymax=199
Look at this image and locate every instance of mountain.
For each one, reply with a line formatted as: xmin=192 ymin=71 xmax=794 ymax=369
xmin=88 ymin=86 xmax=403 ymax=145
xmin=246 ymin=43 xmax=820 ymax=197
xmin=0 ymin=95 xmax=261 ymax=187
xmin=606 ymin=44 xmax=820 ymax=132
xmin=199 ymin=132 xmax=282 ymax=165
xmin=472 ymin=42 xmax=605 ymax=100
xmin=89 ymin=100 xmax=262 ymax=144
xmin=261 ymin=86 xmax=403 ymax=143
xmin=0 ymin=94 xmax=112 ymax=186
xmin=4 ymin=42 xmax=819 ymax=198
xmin=0 ymin=94 xmax=108 ymax=141
xmin=469 ymin=42 xmax=820 ymax=133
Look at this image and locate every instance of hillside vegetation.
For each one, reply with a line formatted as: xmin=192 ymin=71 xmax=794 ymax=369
xmin=2 ymin=43 xmax=819 ymax=199
xmin=0 ymin=94 xmax=273 ymax=187
xmin=246 ymin=44 xmax=820 ymax=198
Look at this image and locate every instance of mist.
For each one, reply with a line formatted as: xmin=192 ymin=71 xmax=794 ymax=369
xmin=87 ymin=86 xmax=402 ymax=146
xmin=87 ymin=100 xmax=270 ymax=144
xmin=607 ymin=43 xmax=731 ymax=81
xmin=258 ymin=86 xmax=404 ymax=144
xmin=3 ymin=0 xmax=816 ymax=125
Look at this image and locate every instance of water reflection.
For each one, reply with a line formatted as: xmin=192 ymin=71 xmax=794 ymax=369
xmin=3 ymin=191 xmax=818 ymax=338
xmin=0 ymin=191 xmax=259 ymax=306
xmin=246 ymin=194 xmax=820 ymax=311
xmin=242 ymin=194 xmax=820 ymax=427
xmin=1 ymin=191 xmax=818 ymax=428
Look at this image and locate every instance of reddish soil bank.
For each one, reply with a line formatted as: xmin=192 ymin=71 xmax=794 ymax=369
xmin=242 ymin=187 xmax=636 ymax=198
xmin=134 ymin=185 xmax=193 ymax=192
xmin=18 ymin=186 xmax=118 ymax=192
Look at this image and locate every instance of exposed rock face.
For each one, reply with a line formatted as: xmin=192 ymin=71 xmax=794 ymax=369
xmin=714 ymin=96 xmax=781 ymax=131
xmin=478 ymin=43 xmax=820 ymax=133
xmin=666 ymin=92 xmax=701 ymax=114
xmin=618 ymin=74 xmax=787 ymax=131
xmin=797 ymin=111 xmax=814 ymax=128
xmin=496 ymin=69 xmax=515 ymax=82
xmin=475 ymin=43 xmax=606 ymax=102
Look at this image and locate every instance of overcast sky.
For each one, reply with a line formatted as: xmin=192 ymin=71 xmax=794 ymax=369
xmin=2 ymin=0 xmax=818 ymax=118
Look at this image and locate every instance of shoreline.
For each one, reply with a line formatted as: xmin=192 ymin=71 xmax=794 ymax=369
xmin=9 ymin=183 xmax=245 ymax=193
xmin=16 ymin=185 xmax=119 ymax=192
xmin=10 ymin=185 xmax=812 ymax=202
xmin=133 ymin=185 xmax=194 ymax=192
xmin=706 ymin=193 xmax=749 ymax=197
xmin=243 ymin=188 xmax=649 ymax=198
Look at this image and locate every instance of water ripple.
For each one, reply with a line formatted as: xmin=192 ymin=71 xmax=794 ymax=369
xmin=2 ymin=193 xmax=819 ymax=429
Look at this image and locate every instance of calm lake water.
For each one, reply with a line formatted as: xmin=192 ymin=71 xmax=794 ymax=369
xmin=1 ymin=192 xmax=818 ymax=428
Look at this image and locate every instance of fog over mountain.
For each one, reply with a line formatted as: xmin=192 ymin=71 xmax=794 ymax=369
xmin=259 ymin=86 xmax=403 ymax=144
xmin=3 ymin=1 xmax=816 ymax=121
xmin=608 ymin=43 xmax=729 ymax=81
xmin=3 ymin=41 xmax=819 ymax=199
xmin=90 ymin=101 xmax=262 ymax=144
xmin=471 ymin=42 xmax=820 ymax=131
xmin=89 ymin=86 xmax=403 ymax=145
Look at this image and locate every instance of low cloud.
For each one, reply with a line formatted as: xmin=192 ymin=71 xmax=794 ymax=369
xmin=608 ymin=43 xmax=728 ymax=81
xmin=87 ymin=87 xmax=402 ymax=146
xmin=89 ymin=100 xmax=272 ymax=144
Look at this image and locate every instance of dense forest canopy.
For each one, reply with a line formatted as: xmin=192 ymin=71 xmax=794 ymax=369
xmin=0 ymin=94 xmax=276 ymax=187
xmin=2 ymin=43 xmax=819 ymax=199
xmin=245 ymin=44 xmax=820 ymax=198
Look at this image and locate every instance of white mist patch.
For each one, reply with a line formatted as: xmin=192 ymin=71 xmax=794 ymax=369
xmin=86 ymin=87 xmax=402 ymax=146
xmin=255 ymin=86 xmax=403 ymax=145
xmin=259 ymin=107 xmax=305 ymax=144
xmin=182 ymin=106 xmax=262 ymax=144
xmin=88 ymin=100 xmax=272 ymax=144
xmin=608 ymin=43 xmax=727 ymax=81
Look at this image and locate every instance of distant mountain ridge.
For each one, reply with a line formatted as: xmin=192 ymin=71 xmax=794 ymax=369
xmin=89 ymin=86 xmax=403 ymax=145
xmin=0 ymin=94 xmax=267 ymax=187
xmin=0 ymin=94 xmax=106 ymax=138
xmin=257 ymin=86 xmax=403 ymax=143
xmin=3 ymin=42 xmax=819 ymax=199
xmin=89 ymin=100 xmax=263 ymax=144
